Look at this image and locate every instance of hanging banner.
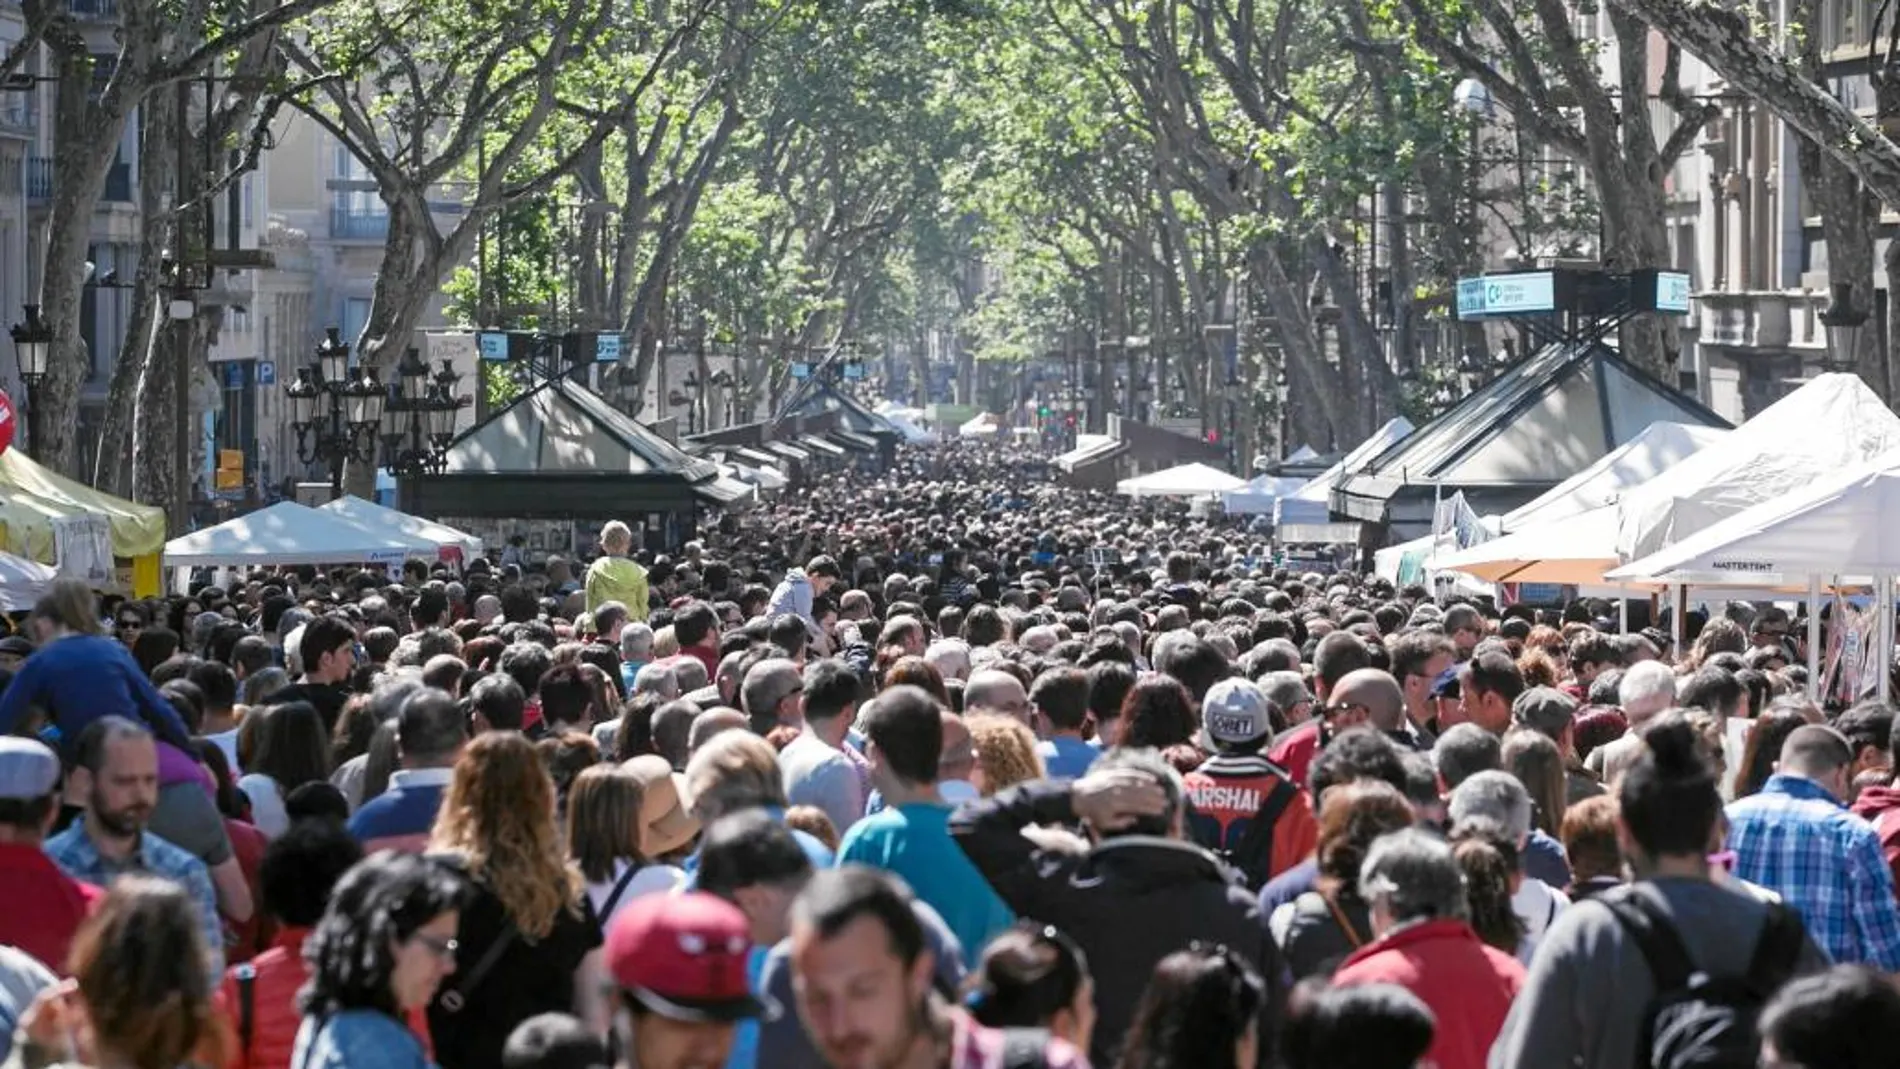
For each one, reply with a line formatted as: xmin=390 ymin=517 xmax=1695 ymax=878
xmin=0 ymin=388 xmax=14 ymax=456
xmin=50 ymin=513 xmax=112 ymax=585
xmin=366 ymin=548 xmax=407 ymax=581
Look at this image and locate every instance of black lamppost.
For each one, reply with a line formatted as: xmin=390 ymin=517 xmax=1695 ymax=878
xmin=286 ymin=326 xmax=386 ymax=499
xmin=8 ymin=304 xmax=51 ymax=453
xmin=380 ymin=347 xmax=469 ymax=477
xmin=1821 ymin=281 xmax=1867 ymax=374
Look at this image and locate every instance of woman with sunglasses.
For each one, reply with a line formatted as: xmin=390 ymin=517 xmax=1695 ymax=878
xmin=963 ymin=924 xmax=1096 ymax=1051
xmin=295 ymin=852 xmax=467 ymax=1069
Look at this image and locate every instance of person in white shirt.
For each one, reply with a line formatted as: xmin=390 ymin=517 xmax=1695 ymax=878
xmin=568 ymin=756 xmax=694 ymax=928
xmin=778 ymin=659 xmax=866 ymax=834
xmin=1449 ymin=770 xmax=1569 ymax=963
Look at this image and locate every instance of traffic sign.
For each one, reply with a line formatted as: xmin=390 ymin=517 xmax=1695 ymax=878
xmin=256 ymin=361 xmax=275 ymax=386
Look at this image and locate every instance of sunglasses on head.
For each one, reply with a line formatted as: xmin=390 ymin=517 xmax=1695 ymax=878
xmin=1319 ymin=700 xmax=1370 ymax=721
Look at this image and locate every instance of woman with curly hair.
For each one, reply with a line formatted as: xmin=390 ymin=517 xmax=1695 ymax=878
xmin=1116 ymin=675 xmax=1198 ymax=750
xmin=8 ymin=876 xmax=231 ymax=1069
xmin=966 ymin=714 xmax=1046 ymax=795
xmin=295 ymin=852 xmax=466 ymax=1069
xmin=426 ymin=732 xmax=607 ymax=1069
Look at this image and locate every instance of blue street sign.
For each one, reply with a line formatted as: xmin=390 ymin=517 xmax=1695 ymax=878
xmin=597 ymin=333 xmax=623 ymax=363
xmin=477 ymin=331 xmax=510 ymax=361
xmin=842 ymin=362 xmax=865 ymax=380
xmin=256 ymin=361 xmax=275 ymax=386
xmin=1654 ymin=271 xmax=1692 ymax=313
xmin=222 ymin=363 xmax=245 ymax=389
xmin=791 ymin=362 xmax=812 ymax=380
xmin=1455 ymin=271 xmax=1556 ymax=319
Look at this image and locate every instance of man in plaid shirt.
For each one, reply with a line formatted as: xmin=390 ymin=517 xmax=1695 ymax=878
xmin=1726 ymin=724 xmax=1900 ymax=969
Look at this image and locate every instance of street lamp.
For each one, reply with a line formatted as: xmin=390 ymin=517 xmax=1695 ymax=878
xmin=8 ymin=304 xmax=51 ymax=452
xmin=286 ymin=326 xmax=383 ymax=499
xmin=1820 ymin=281 xmax=1867 ymax=374
xmin=380 ymin=348 xmax=469 ymax=477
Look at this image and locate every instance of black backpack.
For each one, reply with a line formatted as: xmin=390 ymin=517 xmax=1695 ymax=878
xmin=1600 ymin=889 xmax=1807 ymax=1069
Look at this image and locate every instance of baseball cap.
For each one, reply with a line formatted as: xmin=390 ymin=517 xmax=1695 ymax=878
xmin=0 ymin=737 xmax=59 ymax=800
xmin=605 ymin=892 xmax=763 ymax=1022
xmin=1512 ymin=686 xmax=1578 ymax=738
xmin=1200 ymin=678 xmax=1277 ymax=749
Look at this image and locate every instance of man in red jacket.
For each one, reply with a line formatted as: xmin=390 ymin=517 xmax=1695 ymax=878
xmin=1849 ymin=722 xmax=1900 ymax=902
xmin=1332 ymin=828 xmax=1524 ymax=1069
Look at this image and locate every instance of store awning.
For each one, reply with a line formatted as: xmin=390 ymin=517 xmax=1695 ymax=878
xmin=731 ymin=447 xmax=779 ymax=468
xmin=798 ymin=434 xmax=847 ymax=458
xmin=766 ymin=441 xmax=812 ymax=463
xmin=692 ymin=476 xmax=756 ymax=507
xmin=1056 ymin=436 xmax=1128 ymax=473
xmin=828 ymin=430 xmax=880 ymax=453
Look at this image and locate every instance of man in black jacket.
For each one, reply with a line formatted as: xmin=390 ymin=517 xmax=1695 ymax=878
xmin=948 ymin=747 xmax=1282 ymax=1067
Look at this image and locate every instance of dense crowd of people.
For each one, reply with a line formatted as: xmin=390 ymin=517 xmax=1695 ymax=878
xmin=2 ymin=441 xmax=1900 ymax=1069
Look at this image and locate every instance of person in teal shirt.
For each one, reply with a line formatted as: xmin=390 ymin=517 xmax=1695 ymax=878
xmin=837 ymin=686 xmax=1013 ymax=957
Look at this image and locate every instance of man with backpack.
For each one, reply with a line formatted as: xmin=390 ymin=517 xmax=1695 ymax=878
xmin=1182 ymin=678 xmax=1317 ymax=887
xmin=1490 ymin=712 xmax=1827 ymax=1069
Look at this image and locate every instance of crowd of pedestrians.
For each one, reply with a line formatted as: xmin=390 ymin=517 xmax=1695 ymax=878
xmin=2 ymin=441 xmax=1900 ymax=1069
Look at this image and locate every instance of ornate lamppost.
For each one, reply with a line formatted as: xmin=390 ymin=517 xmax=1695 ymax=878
xmin=380 ymin=348 xmax=470 ymax=477
xmin=8 ymin=304 xmax=51 ymax=452
xmin=286 ymin=327 xmax=386 ymax=499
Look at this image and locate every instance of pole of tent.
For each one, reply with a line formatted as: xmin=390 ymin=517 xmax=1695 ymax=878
xmin=1806 ymin=573 xmax=1822 ymax=702
xmin=1672 ymin=584 xmax=1686 ymax=658
xmin=1881 ymin=573 xmax=1894 ymax=704
xmin=1618 ymin=596 xmax=1628 ymax=634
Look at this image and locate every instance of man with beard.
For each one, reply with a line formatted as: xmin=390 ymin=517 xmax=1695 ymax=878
xmin=788 ymin=867 xmax=1088 ymax=1069
xmin=44 ymin=715 xmax=223 ymax=972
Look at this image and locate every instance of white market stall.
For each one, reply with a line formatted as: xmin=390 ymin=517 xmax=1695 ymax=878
xmin=163 ymin=501 xmax=437 ymax=570
xmin=319 ymin=496 xmax=484 ymax=562
xmin=1502 ymin=420 xmax=1729 ymax=531
xmin=1116 ymin=463 xmax=1247 ymax=499
xmin=1274 ymin=417 xmax=1413 ymax=526
xmin=0 ymin=550 xmax=57 ymax=610
xmin=1616 ymin=373 xmax=1900 ymax=563
xmin=1221 ymin=474 xmax=1311 ymax=515
xmin=958 ymin=413 xmax=1001 ymax=438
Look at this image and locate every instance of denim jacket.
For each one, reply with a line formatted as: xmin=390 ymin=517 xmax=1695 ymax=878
xmin=291 ymin=1010 xmax=430 ymax=1069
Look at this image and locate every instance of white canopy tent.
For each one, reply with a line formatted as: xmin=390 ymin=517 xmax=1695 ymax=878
xmin=1503 ymin=421 xmax=1730 ymax=531
xmin=318 ymin=496 xmax=483 ymax=559
xmin=163 ymin=501 xmax=437 ymax=568
xmin=1221 ymin=474 xmax=1311 ymax=515
xmin=1431 ymin=421 xmax=1730 ymax=584
xmin=1274 ymin=417 xmax=1413 ymax=525
xmin=1608 ymin=448 xmax=1900 ymax=585
xmin=958 ymin=413 xmax=1000 ymax=438
xmin=1616 ymin=373 xmax=1900 ymax=562
xmin=885 ymin=413 xmax=937 ymax=444
xmin=0 ymin=550 xmax=56 ymax=610
xmin=1116 ymin=463 xmax=1247 ymax=499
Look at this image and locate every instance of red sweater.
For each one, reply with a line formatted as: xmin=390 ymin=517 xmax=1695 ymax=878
xmin=1851 ymin=784 xmax=1900 ymax=902
xmin=219 ymin=929 xmax=434 ymax=1069
xmin=1333 ymin=919 xmax=1525 ymax=1069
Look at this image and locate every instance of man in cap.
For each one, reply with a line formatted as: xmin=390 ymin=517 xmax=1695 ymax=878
xmin=1182 ymin=678 xmax=1318 ymax=888
xmin=604 ymin=892 xmax=764 ymax=1069
xmin=0 ymin=736 xmax=102 ymax=973
xmin=1512 ymin=685 xmax=1604 ymax=806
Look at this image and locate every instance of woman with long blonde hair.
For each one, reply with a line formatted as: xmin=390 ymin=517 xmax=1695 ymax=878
xmin=425 ymin=732 xmax=607 ymax=1069
xmin=564 ymin=763 xmax=684 ymax=929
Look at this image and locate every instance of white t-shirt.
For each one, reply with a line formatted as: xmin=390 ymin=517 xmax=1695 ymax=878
xmin=204 ymin=729 xmax=241 ymax=775
xmin=1513 ymin=876 xmax=1570 ymax=963
xmin=584 ymin=859 xmax=685 ymax=928
xmin=237 ymin=773 xmax=289 ymax=839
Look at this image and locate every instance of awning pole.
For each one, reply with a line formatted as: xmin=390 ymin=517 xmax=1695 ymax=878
xmin=1672 ymin=584 xmax=1686 ymax=660
xmin=1806 ymin=573 xmax=1822 ymax=703
xmin=1881 ymin=573 xmax=1894 ymax=704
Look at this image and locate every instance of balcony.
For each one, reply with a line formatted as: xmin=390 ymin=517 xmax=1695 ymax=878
xmin=67 ymin=0 xmax=119 ymax=18
xmin=26 ymin=158 xmax=134 ymax=204
xmin=330 ymin=205 xmax=390 ymax=240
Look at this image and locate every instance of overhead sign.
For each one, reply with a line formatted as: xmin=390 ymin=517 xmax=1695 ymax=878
xmin=596 ymin=333 xmax=624 ymax=364
xmin=477 ymin=331 xmax=510 ymax=361
xmin=1455 ymin=272 xmax=1556 ymax=319
xmin=842 ymin=361 xmax=865 ymax=381
xmin=1654 ymin=271 xmax=1692 ymax=313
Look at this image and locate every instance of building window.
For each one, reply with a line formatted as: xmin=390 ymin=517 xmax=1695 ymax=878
xmin=341 ymin=298 xmax=371 ymax=364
